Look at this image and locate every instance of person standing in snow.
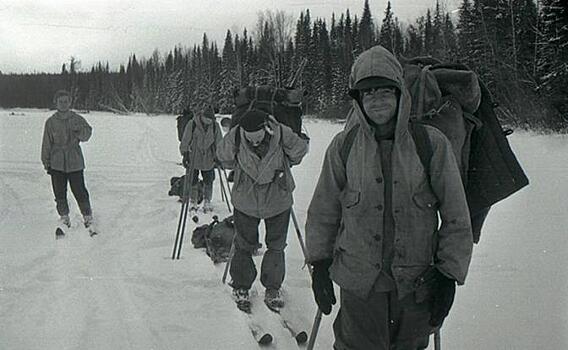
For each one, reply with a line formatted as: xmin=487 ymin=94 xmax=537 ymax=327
xmin=216 ymin=110 xmax=309 ymax=311
xmin=41 ymin=90 xmax=94 ymax=229
xmin=305 ymin=45 xmax=473 ymax=349
xmin=179 ymin=104 xmax=222 ymax=212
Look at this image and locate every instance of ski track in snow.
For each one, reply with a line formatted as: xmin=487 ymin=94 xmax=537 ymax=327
xmin=0 ymin=109 xmax=567 ymax=349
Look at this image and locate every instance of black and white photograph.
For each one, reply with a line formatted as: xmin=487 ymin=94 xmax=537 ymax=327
xmin=0 ymin=0 xmax=566 ymax=349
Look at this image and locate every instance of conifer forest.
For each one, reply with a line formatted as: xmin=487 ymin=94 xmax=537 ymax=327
xmin=0 ymin=0 xmax=566 ymax=131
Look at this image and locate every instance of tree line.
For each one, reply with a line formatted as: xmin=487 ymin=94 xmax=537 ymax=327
xmin=0 ymin=0 xmax=566 ymax=131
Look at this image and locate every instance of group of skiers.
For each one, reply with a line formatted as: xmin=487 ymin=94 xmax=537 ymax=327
xmin=42 ymin=45 xmax=474 ymax=349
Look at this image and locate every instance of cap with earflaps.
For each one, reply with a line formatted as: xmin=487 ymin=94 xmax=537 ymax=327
xmin=239 ymin=110 xmax=268 ymax=132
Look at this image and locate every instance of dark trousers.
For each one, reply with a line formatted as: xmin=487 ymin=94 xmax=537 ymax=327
xmin=191 ymin=169 xmax=215 ymax=201
xmin=230 ymin=208 xmax=291 ymax=290
xmin=333 ymin=288 xmax=432 ymax=350
xmin=50 ymin=170 xmax=92 ymax=216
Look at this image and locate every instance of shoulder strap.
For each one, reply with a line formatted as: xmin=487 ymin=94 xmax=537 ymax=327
xmin=234 ymin=126 xmax=241 ymax=156
xmin=409 ymin=121 xmax=433 ymax=177
xmin=340 ymin=124 xmax=360 ymax=167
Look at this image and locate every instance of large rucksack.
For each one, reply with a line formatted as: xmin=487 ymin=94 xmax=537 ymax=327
xmin=190 ymin=215 xmax=235 ymax=264
xmin=176 ymin=109 xmax=194 ymax=142
xmin=231 ymin=86 xmax=304 ymax=136
xmin=341 ymin=59 xmax=529 ymax=243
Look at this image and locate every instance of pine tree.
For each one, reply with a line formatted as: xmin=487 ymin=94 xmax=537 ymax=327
xmin=358 ymin=0 xmax=376 ymax=51
xmin=538 ymin=0 xmax=568 ymax=118
xmin=379 ymin=1 xmax=395 ymax=53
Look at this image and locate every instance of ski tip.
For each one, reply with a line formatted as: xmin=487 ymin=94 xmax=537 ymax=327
xmin=295 ymin=331 xmax=308 ymax=345
xmin=258 ymin=333 xmax=273 ymax=345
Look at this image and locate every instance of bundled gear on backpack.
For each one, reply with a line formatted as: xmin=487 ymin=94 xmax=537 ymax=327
xmin=231 ymin=86 xmax=304 ymax=136
xmin=176 ymin=108 xmax=194 ymax=142
xmin=190 ymin=215 xmax=236 ymax=264
xmin=168 ymin=175 xmax=204 ymax=204
xmin=341 ymin=57 xmax=529 ymax=243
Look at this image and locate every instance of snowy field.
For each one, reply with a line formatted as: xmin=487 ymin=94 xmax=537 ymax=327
xmin=0 ymin=108 xmax=566 ymax=350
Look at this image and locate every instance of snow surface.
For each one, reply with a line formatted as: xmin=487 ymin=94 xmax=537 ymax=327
xmin=0 ymin=109 xmax=566 ymax=350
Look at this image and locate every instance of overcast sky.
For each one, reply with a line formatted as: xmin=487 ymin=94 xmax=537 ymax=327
xmin=0 ymin=0 xmax=459 ymax=74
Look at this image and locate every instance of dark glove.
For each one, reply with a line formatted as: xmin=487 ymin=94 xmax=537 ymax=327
xmin=311 ymin=259 xmax=336 ymax=315
xmin=45 ymin=166 xmax=53 ymax=175
xmin=182 ymin=152 xmax=191 ymax=169
xmin=417 ymin=268 xmax=456 ymax=327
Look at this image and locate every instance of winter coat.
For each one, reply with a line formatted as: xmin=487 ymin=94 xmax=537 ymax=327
xmin=216 ymin=119 xmax=309 ymax=219
xmin=180 ymin=117 xmax=222 ymax=171
xmin=41 ymin=111 xmax=92 ymax=173
xmin=305 ymin=45 xmax=473 ymax=300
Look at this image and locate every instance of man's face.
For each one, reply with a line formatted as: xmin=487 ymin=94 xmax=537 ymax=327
xmin=56 ymin=95 xmax=72 ymax=112
xmin=243 ymin=129 xmax=266 ymax=147
xmin=360 ymin=87 xmax=398 ymax=125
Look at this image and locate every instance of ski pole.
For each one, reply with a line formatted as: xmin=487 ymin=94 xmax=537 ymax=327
xmin=217 ymin=167 xmax=226 ymax=203
xmin=172 ymin=166 xmax=191 ymax=259
xmin=307 ymin=310 xmax=323 ymax=350
xmin=289 ymin=206 xmax=326 ymax=350
xmin=221 ymin=168 xmax=233 ymax=194
xmin=434 ymin=328 xmax=441 ymax=350
xmin=290 ymin=209 xmax=308 ymax=259
xmin=217 ymin=167 xmax=232 ymax=213
xmin=222 ymin=235 xmax=236 ymax=284
xmin=219 ymin=167 xmax=236 ymax=284
xmin=172 ymin=152 xmax=196 ymax=259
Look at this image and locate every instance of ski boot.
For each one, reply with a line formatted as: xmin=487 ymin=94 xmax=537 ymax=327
xmin=83 ymin=215 xmax=93 ymax=228
xmin=59 ymin=215 xmax=71 ymax=228
xmin=83 ymin=215 xmax=97 ymax=237
xmin=232 ymin=288 xmax=251 ymax=313
xmin=264 ymin=288 xmax=284 ymax=312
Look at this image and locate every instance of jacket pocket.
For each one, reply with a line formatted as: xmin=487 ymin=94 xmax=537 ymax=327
xmin=412 ymin=190 xmax=439 ymax=210
xmin=339 ymin=189 xmax=360 ymax=209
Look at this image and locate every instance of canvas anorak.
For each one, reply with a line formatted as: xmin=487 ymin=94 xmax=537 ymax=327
xmin=305 ymin=46 xmax=473 ymax=300
xmin=216 ymin=119 xmax=308 ymax=219
xmin=180 ymin=116 xmax=222 ymax=171
xmin=41 ymin=110 xmax=92 ymax=173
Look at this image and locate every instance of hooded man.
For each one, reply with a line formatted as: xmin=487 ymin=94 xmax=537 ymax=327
xmin=180 ymin=104 xmax=222 ymax=212
xmin=42 ymin=90 xmax=94 ymax=230
xmin=305 ymin=45 xmax=473 ymax=349
xmin=216 ymin=109 xmax=309 ymax=312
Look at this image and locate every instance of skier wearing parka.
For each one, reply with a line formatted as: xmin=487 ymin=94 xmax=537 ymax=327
xmin=42 ymin=89 xmax=94 ymax=228
xmin=305 ymin=45 xmax=473 ymax=349
xmin=180 ymin=105 xmax=222 ymax=211
xmin=217 ymin=110 xmax=309 ymax=311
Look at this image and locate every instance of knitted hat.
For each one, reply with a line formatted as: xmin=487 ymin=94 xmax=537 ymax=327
xmin=239 ymin=110 xmax=268 ymax=132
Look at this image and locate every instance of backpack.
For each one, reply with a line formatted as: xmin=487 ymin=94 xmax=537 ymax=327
xmin=177 ymin=110 xmax=194 ymax=142
xmin=190 ymin=215 xmax=235 ymax=263
xmin=231 ymin=86 xmax=304 ymax=136
xmin=341 ymin=61 xmax=529 ymax=243
xmin=168 ymin=176 xmax=204 ymax=203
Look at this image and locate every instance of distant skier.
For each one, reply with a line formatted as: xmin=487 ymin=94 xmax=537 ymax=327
xmin=41 ymin=90 xmax=94 ymax=231
xmin=179 ymin=104 xmax=222 ymax=212
xmin=216 ymin=110 xmax=309 ymax=312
